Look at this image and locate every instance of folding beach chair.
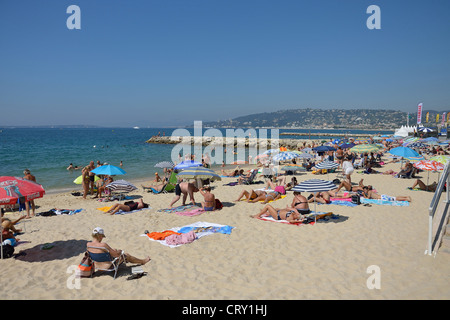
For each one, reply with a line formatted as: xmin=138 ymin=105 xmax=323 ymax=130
xmin=239 ymin=169 xmax=258 ymax=185
xmin=86 ymin=246 xmax=126 ymax=279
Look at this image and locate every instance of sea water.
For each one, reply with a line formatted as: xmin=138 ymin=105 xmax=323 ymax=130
xmin=0 ymin=127 xmax=393 ymax=192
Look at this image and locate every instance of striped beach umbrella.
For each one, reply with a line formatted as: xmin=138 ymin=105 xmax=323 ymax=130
xmin=292 ymin=179 xmax=337 ymax=221
xmin=106 ymin=180 xmax=137 ymax=193
xmin=176 ymin=167 xmax=221 ymax=181
xmin=315 ymin=160 xmax=339 ymax=170
xmin=154 ymin=161 xmax=174 ymax=169
xmin=349 ymin=144 xmax=381 ymax=154
xmin=314 ymin=160 xmax=339 ymax=180
xmin=292 ymin=179 xmax=337 ymax=193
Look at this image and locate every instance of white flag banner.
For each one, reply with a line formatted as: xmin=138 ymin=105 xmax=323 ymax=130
xmin=417 ymin=103 xmax=423 ymax=124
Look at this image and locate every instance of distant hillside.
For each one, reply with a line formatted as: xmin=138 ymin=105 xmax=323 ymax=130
xmin=203 ymin=108 xmax=447 ymax=129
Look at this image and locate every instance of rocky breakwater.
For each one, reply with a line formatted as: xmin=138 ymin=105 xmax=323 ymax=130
xmin=145 ymin=136 xmax=316 ymax=149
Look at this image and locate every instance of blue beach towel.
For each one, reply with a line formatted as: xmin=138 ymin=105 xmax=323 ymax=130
xmin=360 ymin=198 xmax=409 ymax=207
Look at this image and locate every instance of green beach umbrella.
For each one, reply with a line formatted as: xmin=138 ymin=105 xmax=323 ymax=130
xmin=73 ymin=175 xmax=100 ymax=184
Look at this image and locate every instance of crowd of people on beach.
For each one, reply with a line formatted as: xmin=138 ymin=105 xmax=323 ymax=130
xmin=2 ymin=134 xmax=447 ymax=272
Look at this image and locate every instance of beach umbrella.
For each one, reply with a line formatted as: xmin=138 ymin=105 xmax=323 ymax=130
xmin=430 ymin=155 xmax=450 ymax=166
xmin=176 ymin=167 xmax=221 ymax=181
xmin=413 ymin=160 xmax=445 ymax=187
xmin=349 ymin=144 xmax=381 ymax=154
xmin=313 ymin=146 xmax=336 ymax=152
xmin=154 ymin=161 xmax=174 ymax=169
xmin=314 ymin=160 xmax=339 ymax=180
xmin=423 ymin=137 xmax=439 ymax=142
xmin=340 ymin=143 xmax=355 ymax=149
xmin=91 ymin=164 xmax=126 ymax=176
xmin=302 ymin=148 xmax=312 ymax=152
xmin=292 ymin=179 xmax=337 ymax=222
xmin=0 ymin=176 xmax=45 ymax=206
xmin=281 ymin=164 xmax=305 ymax=172
xmin=389 ymin=146 xmax=420 ymax=158
xmin=105 ymin=180 xmax=137 ymax=193
xmin=406 ymin=142 xmax=426 ymax=149
xmin=418 ymin=127 xmax=434 ymax=133
xmin=297 ymin=153 xmax=313 ymax=159
xmin=262 ymin=149 xmax=280 ymax=155
xmin=272 ymin=151 xmax=300 ymax=162
xmin=73 ymin=175 xmax=100 ymax=184
xmin=413 ymin=160 xmax=444 ymax=172
xmin=173 ymin=160 xmax=203 ymax=170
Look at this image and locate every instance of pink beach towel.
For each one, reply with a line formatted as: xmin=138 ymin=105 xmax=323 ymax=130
xmin=165 ymin=231 xmax=197 ymax=246
xmin=174 ymin=208 xmax=205 ymax=216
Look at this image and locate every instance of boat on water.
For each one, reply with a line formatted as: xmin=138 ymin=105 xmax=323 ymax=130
xmin=133 ymin=126 xmax=140 ymax=129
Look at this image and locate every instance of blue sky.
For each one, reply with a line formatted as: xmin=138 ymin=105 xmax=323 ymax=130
xmin=0 ymin=0 xmax=449 ymax=127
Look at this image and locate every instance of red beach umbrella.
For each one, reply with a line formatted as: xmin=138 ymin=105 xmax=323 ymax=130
xmin=413 ymin=160 xmax=444 ymax=172
xmin=0 ymin=176 xmax=45 ymax=206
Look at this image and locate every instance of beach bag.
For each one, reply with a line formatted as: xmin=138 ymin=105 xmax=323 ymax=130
xmin=351 ymin=195 xmax=361 ymax=205
xmin=1 ymin=244 xmax=15 ymax=259
xmin=77 ymin=251 xmax=94 ymax=277
xmin=215 ymin=199 xmax=223 ymax=210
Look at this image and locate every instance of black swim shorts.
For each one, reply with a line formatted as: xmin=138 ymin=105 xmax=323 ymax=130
xmin=175 ymin=184 xmax=182 ymax=196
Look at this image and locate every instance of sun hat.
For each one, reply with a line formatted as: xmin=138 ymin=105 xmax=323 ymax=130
xmin=93 ymin=227 xmax=106 ymax=237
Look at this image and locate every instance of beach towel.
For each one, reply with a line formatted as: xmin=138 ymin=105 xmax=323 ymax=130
xmin=256 ymin=212 xmax=333 ymax=226
xmin=141 ymin=221 xmax=235 ymax=248
xmin=97 ymin=206 xmax=151 ymax=215
xmin=360 ymin=198 xmax=410 ymax=207
xmin=318 ymin=200 xmax=358 ymax=207
xmin=38 ymin=208 xmax=83 ymax=216
xmin=157 ymin=204 xmax=198 ymax=213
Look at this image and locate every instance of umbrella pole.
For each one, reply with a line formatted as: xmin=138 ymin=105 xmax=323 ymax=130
xmin=1 ymin=223 xmax=3 ymax=260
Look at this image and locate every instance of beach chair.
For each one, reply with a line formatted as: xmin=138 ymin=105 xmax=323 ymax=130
xmin=86 ymin=246 xmax=126 ymax=279
xmin=239 ymin=169 xmax=258 ymax=185
xmin=164 ymin=171 xmax=178 ymax=193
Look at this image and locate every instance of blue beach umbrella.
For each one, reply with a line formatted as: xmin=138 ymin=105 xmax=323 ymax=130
xmin=388 ymin=146 xmax=419 ymax=158
xmin=91 ymin=164 xmax=126 ymax=176
xmin=313 ymin=146 xmax=336 ymax=152
xmin=174 ymin=160 xmax=203 ymax=170
xmin=272 ymin=151 xmax=300 ymax=162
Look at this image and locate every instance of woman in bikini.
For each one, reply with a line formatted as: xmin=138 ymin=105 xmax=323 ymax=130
xmin=106 ymin=199 xmax=149 ymax=215
xmin=291 ymin=191 xmax=311 ymax=214
xmin=234 ymin=189 xmax=280 ymax=203
xmin=199 ymin=186 xmax=216 ymax=211
xmin=252 ymin=204 xmax=305 ymax=223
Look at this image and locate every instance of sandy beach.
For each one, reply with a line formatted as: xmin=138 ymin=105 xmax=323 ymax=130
xmin=1 ymin=161 xmax=449 ymax=300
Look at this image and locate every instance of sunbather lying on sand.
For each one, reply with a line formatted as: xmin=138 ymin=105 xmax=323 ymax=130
xmin=409 ymin=179 xmax=438 ymax=192
xmin=234 ymin=189 xmax=282 ymax=203
xmin=106 ymin=199 xmax=149 ymax=215
xmin=251 ymin=204 xmax=305 ymax=223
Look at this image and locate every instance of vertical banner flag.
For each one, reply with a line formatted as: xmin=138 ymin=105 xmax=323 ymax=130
xmin=442 ymin=113 xmax=446 ymax=126
xmin=436 ymin=114 xmax=440 ymax=123
xmin=426 ymin=112 xmax=429 ymax=123
xmin=447 ymin=113 xmax=450 ymax=123
xmin=417 ymin=103 xmax=423 ymax=124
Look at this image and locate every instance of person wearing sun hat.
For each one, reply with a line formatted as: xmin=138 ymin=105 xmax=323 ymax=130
xmin=87 ymin=227 xmax=151 ymax=266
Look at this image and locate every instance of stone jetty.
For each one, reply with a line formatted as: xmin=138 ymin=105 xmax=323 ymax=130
xmin=146 ymin=135 xmax=325 ymax=149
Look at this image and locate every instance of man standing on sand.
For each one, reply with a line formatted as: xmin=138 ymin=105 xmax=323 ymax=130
xmin=169 ymin=182 xmax=199 ymax=208
xmin=23 ymin=169 xmax=36 ymax=218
